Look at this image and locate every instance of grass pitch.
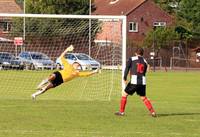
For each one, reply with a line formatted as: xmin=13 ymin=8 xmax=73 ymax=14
xmin=0 ymin=70 xmax=200 ymax=137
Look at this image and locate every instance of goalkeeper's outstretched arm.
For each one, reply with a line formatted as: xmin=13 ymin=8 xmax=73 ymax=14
xmin=60 ymin=45 xmax=74 ymax=58
xmin=78 ymin=69 xmax=100 ymax=77
xmin=59 ymin=45 xmax=74 ymax=68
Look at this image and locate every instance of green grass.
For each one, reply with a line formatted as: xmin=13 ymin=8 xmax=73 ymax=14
xmin=0 ymin=70 xmax=200 ymax=137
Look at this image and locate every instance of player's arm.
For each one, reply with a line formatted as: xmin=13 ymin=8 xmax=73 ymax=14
xmin=59 ymin=45 xmax=74 ymax=68
xmin=60 ymin=45 xmax=74 ymax=58
xmin=123 ymin=58 xmax=131 ymax=82
xmin=78 ymin=69 xmax=99 ymax=77
xmin=144 ymin=59 xmax=149 ymax=73
xmin=147 ymin=64 xmax=151 ymax=72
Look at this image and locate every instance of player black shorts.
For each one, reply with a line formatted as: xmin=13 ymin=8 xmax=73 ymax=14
xmin=50 ymin=71 xmax=64 ymax=87
xmin=125 ymin=83 xmax=146 ymax=96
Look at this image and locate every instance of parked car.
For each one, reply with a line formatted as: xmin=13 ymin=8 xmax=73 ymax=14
xmin=0 ymin=52 xmax=24 ymax=70
xmin=18 ymin=51 xmax=55 ymax=70
xmin=56 ymin=53 xmax=101 ymax=70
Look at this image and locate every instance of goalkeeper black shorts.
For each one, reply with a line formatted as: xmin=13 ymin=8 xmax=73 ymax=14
xmin=51 ymin=71 xmax=64 ymax=87
xmin=125 ymin=83 xmax=146 ymax=96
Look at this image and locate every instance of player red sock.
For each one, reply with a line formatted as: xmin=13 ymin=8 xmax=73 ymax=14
xmin=143 ymin=97 xmax=155 ymax=113
xmin=120 ymin=96 xmax=127 ymax=113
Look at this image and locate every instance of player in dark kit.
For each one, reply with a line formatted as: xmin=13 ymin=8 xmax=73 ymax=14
xmin=115 ymin=47 xmax=156 ymax=117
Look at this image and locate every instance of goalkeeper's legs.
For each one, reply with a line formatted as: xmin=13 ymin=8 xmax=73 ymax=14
xmin=32 ymin=83 xmax=54 ymax=100
xmin=37 ymin=74 xmax=56 ymax=89
xmin=37 ymin=79 xmax=48 ymax=89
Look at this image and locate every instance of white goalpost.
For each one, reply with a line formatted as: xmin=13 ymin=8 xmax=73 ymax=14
xmin=0 ymin=13 xmax=126 ymax=101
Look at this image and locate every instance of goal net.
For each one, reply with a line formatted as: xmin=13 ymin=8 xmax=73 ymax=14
xmin=0 ymin=14 xmax=126 ymax=101
xmin=170 ymin=57 xmax=200 ymax=70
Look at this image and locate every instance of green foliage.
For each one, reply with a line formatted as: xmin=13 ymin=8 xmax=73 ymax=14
xmin=154 ymin=0 xmax=200 ymax=38
xmin=25 ymin=0 xmax=89 ymax=14
xmin=11 ymin=18 xmax=24 ymax=37
xmin=11 ymin=17 xmax=100 ymax=38
xmin=175 ymin=26 xmax=192 ymax=40
xmin=143 ymin=27 xmax=179 ymax=48
xmin=178 ymin=0 xmax=200 ymax=35
xmin=11 ymin=0 xmax=100 ymax=38
xmin=154 ymin=0 xmax=182 ymax=14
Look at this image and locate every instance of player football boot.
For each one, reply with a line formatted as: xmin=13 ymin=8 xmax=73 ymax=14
xmin=114 ymin=112 xmax=125 ymax=116
xmin=151 ymin=112 xmax=157 ymax=117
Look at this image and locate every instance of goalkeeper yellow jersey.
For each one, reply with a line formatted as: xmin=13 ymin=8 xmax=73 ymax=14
xmin=58 ymin=56 xmax=94 ymax=82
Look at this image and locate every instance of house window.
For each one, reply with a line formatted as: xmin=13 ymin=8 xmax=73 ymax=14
xmin=0 ymin=21 xmax=11 ymax=32
xmin=153 ymin=22 xmax=166 ymax=27
xmin=129 ymin=22 xmax=138 ymax=32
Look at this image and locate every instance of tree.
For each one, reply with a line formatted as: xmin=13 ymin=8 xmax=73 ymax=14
xmin=143 ymin=27 xmax=179 ymax=49
xmin=154 ymin=0 xmax=182 ymax=14
xmin=12 ymin=0 xmax=100 ymax=38
xmin=25 ymin=0 xmax=90 ymax=15
xmin=153 ymin=0 xmax=200 ymax=40
xmin=178 ymin=0 xmax=200 ymax=35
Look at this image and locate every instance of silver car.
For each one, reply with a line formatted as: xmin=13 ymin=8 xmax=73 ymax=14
xmin=56 ymin=53 xmax=101 ymax=70
xmin=0 ymin=52 xmax=24 ymax=70
xmin=18 ymin=51 xmax=55 ymax=70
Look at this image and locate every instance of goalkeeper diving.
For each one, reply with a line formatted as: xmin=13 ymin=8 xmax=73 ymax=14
xmin=32 ymin=45 xmax=100 ymax=100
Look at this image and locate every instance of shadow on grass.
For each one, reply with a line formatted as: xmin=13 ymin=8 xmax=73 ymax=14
xmin=157 ymin=112 xmax=200 ymax=117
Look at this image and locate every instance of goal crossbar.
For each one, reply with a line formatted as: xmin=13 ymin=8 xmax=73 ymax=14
xmin=0 ymin=13 xmax=126 ymax=20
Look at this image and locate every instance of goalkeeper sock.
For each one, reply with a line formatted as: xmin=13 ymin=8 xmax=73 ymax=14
xmin=120 ymin=96 xmax=127 ymax=113
xmin=37 ymin=79 xmax=48 ymax=89
xmin=33 ymin=88 xmax=46 ymax=97
xmin=143 ymin=97 xmax=155 ymax=113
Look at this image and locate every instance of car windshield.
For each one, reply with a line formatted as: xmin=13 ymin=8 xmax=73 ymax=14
xmin=0 ymin=53 xmax=14 ymax=60
xmin=76 ymin=54 xmax=91 ymax=60
xmin=31 ymin=53 xmax=49 ymax=60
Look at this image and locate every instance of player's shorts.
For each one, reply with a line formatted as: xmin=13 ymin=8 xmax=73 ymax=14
xmin=125 ymin=83 xmax=146 ymax=96
xmin=50 ymin=71 xmax=64 ymax=87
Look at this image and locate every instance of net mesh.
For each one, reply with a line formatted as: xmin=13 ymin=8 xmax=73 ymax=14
xmin=0 ymin=15 xmax=124 ymax=101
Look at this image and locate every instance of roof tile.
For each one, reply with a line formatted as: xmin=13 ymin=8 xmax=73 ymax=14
xmin=0 ymin=0 xmax=22 ymax=13
xmin=93 ymin=0 xmax=146 ymax=15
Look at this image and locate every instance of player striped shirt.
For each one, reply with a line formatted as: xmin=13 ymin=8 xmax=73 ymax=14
xmin=124 ymin=56 xmax=148 ymax=85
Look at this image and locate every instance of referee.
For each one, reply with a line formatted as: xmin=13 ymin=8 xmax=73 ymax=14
xmin=115 ymin=47 xmax=156 ymax=117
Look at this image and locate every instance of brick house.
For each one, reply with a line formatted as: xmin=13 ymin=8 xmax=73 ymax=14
xmin=92 ymin=0 xmax=174 ymax=44
xmin=0 ymin=0 xmax=22 ymax=37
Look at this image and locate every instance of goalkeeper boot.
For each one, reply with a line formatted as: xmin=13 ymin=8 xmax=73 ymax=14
xmin=94 ymin=68 xmax=101 ymax=74
xmin=114 ymin=112 xmax=125 ymax=116
xmin=31 ymin=94 xmax=36 ymax=100
xmin=97 ymin=68 xmax=101 ymax=74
